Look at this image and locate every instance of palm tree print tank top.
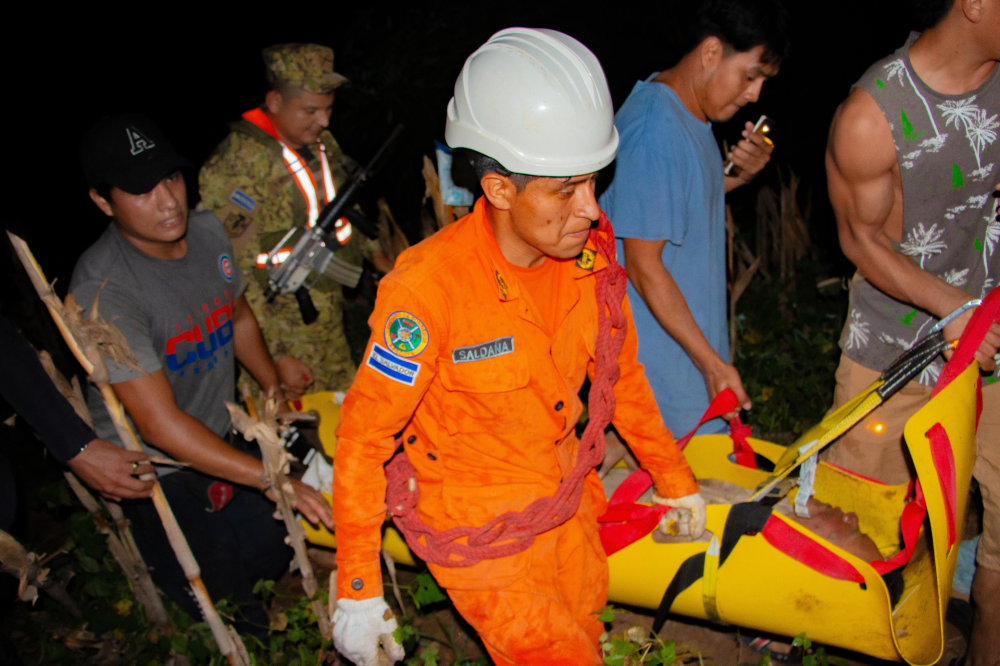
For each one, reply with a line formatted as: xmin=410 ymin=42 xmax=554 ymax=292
xmin=839 ymin=32 xmax=999 ymax=385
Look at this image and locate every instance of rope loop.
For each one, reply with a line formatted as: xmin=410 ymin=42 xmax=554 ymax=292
xmin=385 ymin=211 xmax=628 ymax=566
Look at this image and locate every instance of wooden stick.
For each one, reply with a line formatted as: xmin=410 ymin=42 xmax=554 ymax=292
xmin=0 ymin=529 xmax=81 ymax=617
xmin=227 ymin=399 xmax=332 ymax=640
xmin=64 ymin=473 xmax=171 ymax=629
xmin=9 ymin=231 xmax=248 ymax=665
xmin=38 ymin=348 xmax=174 ymax=629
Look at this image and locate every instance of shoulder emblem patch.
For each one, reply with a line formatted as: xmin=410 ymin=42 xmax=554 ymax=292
xmin=218 ymin=254 xmax=234 ymax=282
xmin=223 ymin=211 xmax=252 ymax=238
xmin=452 ymin=336 xmax=514 ymax=364
xmin=367 ymin=343 xmax=420 ymax=386
xmin=576 ymin=248 xmax=596 ymax=271
xmin=230 ymin=189 xmax=257 ymax=213
xmin=384 ymin=311 xmax=428 ymax=358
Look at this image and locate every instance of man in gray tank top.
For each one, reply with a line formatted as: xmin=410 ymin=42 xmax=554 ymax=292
xmin=824 ymin=2 xmax=999 ymax=663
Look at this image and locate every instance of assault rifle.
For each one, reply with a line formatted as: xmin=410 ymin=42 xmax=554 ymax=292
xmin=263 ymin=124 xmax=404 ymax=324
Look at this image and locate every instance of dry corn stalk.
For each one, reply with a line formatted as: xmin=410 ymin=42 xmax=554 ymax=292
xmin=8 ymin=231 xmax=248 ymax=666
xmin=0 ymin=530 xmax=81 ymax=616
xmin=226 ymin=398 xmax=332 ymax=640
xmin=0 ymin=529 xmax=48 ymax=605
xmin=376 ymin=198 xmax=410 ymax=266
xmin=38 ymin=350 xmax=170 ymax=630
xmin=725 ymin=205 xmax=763 ymax=358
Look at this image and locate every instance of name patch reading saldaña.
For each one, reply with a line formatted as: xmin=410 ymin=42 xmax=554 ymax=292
xmin=452 ymin=336 xmax=515 ymax=364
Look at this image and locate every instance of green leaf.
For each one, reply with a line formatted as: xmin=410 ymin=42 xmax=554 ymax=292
xmin=252 ymin=579 xmax=275 ymax=599
xmin=409 ymin=572 xmax=447 ymax=609
xmin=78 ymin=554 xmax=101 ymax=573
xmin=598 ymin=606 xmax=616 ymax=623
xmin=792 ymin=632 xmax=811 ymax=650
xmin=659 ymin=641 xmax=677 ymax=665
xmin=419 ymin=646 xmax=440 ymax=666
xmin=757 ymin=650 xmax=772 ymax=666
xmin=287 ymin=626 xmax=306 ymax=643
xmin=170 ymin=634 xmax=189 ymax=653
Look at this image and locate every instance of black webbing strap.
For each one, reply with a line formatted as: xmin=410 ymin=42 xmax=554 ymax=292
xmin=651 ymin=502 xmax=773 ymax=634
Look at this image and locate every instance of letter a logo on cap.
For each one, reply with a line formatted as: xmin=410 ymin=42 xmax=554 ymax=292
xmin=127 ymin=127 xmax=156 ymax=155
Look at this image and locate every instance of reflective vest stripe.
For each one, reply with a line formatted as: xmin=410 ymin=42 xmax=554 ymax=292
xmin=241 ymin=108 xmax=342 ymax=230
xmin=281 ymin=145 xmax=322 ymax=227
xmin=256 ymin=249 xmax=292 ymax=268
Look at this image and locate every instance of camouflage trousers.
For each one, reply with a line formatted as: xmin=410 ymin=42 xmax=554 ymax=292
xmin=242 ymin=277 xmax=357 ymax=394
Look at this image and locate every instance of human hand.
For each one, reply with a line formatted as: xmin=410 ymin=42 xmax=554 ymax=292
xmin=653 ymin=492 xmax=707 ymax=539
xmin=333 ymin=597 xmax=405 ymax=666
xmin=703 ymin=360 xmax=752 ymax=420
xmin=726 ymin=121 xmax=774 ymax=184
xmin=276 ymin=355 xmax=314 ymax=401
xmin=66 ymin=439 xmax=155 ymax=501
xmin=266 ymin=478 xmax=334 ymax=530
xmin=941 ymin=307 xmax=1000 ymax=372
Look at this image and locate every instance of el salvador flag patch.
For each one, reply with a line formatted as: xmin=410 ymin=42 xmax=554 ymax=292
xmin=230 ymin=189 xmax=257 ymax=212
xmin=367 ymin=343 xmax=420 ymax=386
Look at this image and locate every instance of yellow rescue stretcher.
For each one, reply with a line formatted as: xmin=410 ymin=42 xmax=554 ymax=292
xmin=295 ymin=355 xmax=979 ymax=665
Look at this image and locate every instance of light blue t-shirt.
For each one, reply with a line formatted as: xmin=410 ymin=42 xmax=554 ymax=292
xmin=600 ymin=76 xmax=729 ymax=437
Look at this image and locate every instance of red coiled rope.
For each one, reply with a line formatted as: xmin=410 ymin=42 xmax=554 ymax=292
xmin=384 ymin=210 xmax=628 ymax=566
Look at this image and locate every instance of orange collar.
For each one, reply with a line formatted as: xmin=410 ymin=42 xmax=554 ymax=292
xmin=471 ymin=197 xmax=608 ymax=302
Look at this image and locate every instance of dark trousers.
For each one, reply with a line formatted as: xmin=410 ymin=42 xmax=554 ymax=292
xmin=121 ymin=472 xmax=291 ymax=637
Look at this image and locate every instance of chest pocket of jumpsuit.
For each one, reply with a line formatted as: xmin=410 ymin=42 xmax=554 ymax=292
xmin=437 ymin=348 xmax=530 ymax=437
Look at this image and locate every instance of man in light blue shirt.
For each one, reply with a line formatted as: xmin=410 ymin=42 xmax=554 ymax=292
xmin=600 ymin=0 xmax=787 ymax=436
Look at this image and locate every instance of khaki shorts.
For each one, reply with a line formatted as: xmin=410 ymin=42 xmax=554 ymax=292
xmin=821 ymin=355 xmax=1000 ymax=572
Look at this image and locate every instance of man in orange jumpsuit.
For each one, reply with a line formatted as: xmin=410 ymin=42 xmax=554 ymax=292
xmin=331 ymin=28 xmax=704 ymax=666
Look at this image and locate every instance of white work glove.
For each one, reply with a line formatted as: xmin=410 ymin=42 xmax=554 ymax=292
xmin=333 ymin=597 xmax=405 ymax=666
xmin=652 ymin=492 xmax=707 ymax=539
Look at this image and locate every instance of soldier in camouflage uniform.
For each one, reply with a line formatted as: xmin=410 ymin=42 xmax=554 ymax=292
xmin=200 ymin=44 xmax=388 ymax=395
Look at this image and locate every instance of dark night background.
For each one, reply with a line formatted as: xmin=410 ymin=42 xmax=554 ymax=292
xmin=2 ymin=2 xmax=916 ymax=350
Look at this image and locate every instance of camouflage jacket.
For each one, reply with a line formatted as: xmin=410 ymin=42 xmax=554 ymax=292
xmin=199 ymin=116 xmax=372 ymax=390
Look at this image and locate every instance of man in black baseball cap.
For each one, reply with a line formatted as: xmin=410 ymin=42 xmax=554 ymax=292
xmin=81 ymin=114 xmax=192 ymax=195
xmin=72 ymin=114 xmax=334 ymax=636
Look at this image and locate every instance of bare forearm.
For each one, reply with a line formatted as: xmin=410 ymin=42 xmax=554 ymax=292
xmin=232 ymin=298 xmax=280 ymax=394
xmin=628 ymin=262 xmax=721 ymax=372
xmin=137 ymin=410 xmax=266 ymax=489
xmin=839 ymin=224 xmax=971 ymax=320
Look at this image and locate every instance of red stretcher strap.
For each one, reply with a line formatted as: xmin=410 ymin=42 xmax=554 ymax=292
xmin=729 ymin=416 xmax=757 ymax=469
xmin=599 ymin=390 xmax=755 ymax=555
xmin=933 ymin=287 xmax=998 ymax=397
xmin=927 ymin=423 xmax=958 ymax=549
xmin=871 ymin=481 xmax=927 ymax=575
xmin=761 ymin=516 xmax=866 ymax=583
xmin=675 ymin=388 xmax=740 ymax=450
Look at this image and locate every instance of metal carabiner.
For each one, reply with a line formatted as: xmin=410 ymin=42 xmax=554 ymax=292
xmin=930 ymin=299 xmax=983 ymax=335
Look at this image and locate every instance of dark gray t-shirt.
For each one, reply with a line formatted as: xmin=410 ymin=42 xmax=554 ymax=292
xmin=69 ymin=211 xmax=246 ymax=472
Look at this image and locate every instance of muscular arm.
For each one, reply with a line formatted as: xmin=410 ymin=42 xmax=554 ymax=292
xmin=623 ymin=237 xmax=751 ymax=415
xmin=828 ymin=89 xmax=999 ymax=363
xmin=828 ymin=90 xmax=970 ymax=317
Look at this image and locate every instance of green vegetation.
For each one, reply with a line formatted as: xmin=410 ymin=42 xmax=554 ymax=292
xmin=734 ymin=266 xmax=847 ymax=439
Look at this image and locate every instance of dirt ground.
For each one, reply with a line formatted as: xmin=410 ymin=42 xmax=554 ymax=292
xmin=299 ymin=551 xmax=969 ymax=665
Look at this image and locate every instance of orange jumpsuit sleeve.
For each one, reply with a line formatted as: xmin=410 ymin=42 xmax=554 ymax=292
xmin=600 ymin=293 xmax=699 ymax=499
xmin=332 ymin=277 xmax=443 ymax=600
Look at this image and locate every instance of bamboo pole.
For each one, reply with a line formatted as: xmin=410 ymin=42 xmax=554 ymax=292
xmin=226 ymin=399 xmax=332 ymax=640
xmin=8 ymin=231 xmax=248 ymax=665
xmin=37 ymin=350 xmax=171 ymax=629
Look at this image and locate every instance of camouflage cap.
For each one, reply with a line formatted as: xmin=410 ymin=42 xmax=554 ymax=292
xmin=262 ymin=43 xmax=347 ymax=94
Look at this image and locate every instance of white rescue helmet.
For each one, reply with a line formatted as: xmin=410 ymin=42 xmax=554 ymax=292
xmin=445 ymin=27 xmax=618 ymax=178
